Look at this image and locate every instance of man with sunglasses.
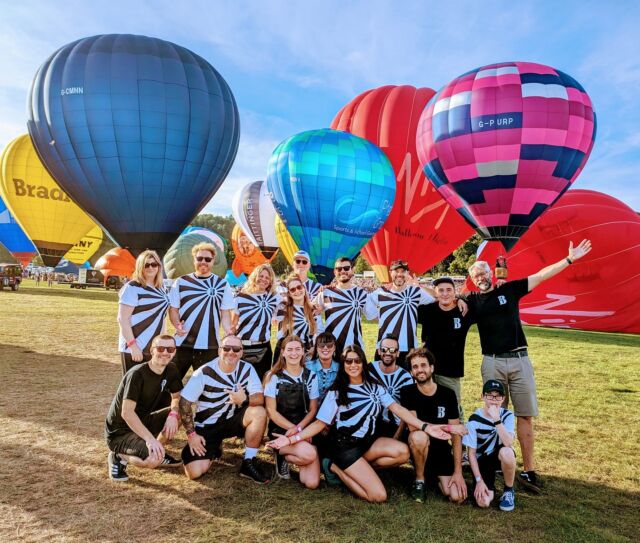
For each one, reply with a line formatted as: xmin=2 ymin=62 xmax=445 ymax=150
xmin=315 ymin=257 xmax=368 ymax=354
xmin=279 ymin=250 xmax=322 ymax=299
xmin=365 ymin=260 xmax=436 ymax=370
xmin=178 ymin=334 xmax=270 ymax=484
xmin=106 ymin=335 xmax=183 ymax=481
xmin=169 ymin=242 xmax=236 ymax=378
xmin=369 ymin=335 xmax=413 ymax=439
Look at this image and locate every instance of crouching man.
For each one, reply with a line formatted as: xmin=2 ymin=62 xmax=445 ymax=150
xmin=401 ymin=348 xmax=467 ymax=504
xmin=178 ymin=334 xmax=271 ymax=484
xmin=106 ymin=334 xmax=183 ymax=481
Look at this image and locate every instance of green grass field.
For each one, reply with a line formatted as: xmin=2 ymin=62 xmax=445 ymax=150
xmin=0 ymin=280 xmax=638 ymax=543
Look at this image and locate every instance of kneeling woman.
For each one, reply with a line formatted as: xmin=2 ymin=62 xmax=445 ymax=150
xmin=268 ymin=345 xmax=466 ymax=503
xmin=264 ymin=335 xmax=321 ymax=489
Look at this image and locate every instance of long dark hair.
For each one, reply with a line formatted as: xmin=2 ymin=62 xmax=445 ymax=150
xmin=310 ymin=331 xmax=337 ymax=361
xmin=331 ymin=345 xmax=378 ymax=406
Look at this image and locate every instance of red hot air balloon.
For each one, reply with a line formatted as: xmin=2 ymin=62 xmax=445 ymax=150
xmin=416 ymin=62 xmax=597 ymax=252
xmin=332 ymin=85 xmax=473 ymax=282
xmin=465 ymin=190 xmax=640 ymax=334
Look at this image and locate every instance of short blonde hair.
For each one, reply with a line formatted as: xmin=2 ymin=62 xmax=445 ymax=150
xmin=242 ymin=263 xmax=277 ymax=295
xmin=131 ymin=250 xmax=163 ymax=288
xmin=191 ymin=242 xmax=217 ymax=259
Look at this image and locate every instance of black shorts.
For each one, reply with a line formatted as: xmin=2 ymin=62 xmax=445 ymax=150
xmin=181 ymin=405 xmax=248 ymax=465
xmin=329 ymin=431 xmax=376 ymax=471
xmin=375 ymin=419 xmax=400 ymax=439
xmin=106 ymin=408 xmax=169 ymax=459
xmin=424 ymin=442 xmax=454 ymax=478
xmin=475 ymin=446 xmax=515 ymax=490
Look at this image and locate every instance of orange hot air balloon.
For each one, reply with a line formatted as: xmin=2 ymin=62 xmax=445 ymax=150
xmin=231 ymin=224 xmax=276 ymax=275
xmin=95 ymin=247 xmax=136 ymax=281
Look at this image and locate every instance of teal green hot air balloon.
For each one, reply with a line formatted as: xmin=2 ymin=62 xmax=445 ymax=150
xmin=267 ymin=129 xmax=396 ymax=284
xmin=164 ymin=232 xmax=227 ymax=280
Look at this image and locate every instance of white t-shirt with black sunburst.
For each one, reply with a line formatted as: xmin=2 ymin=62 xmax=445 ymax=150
xmin=234 ymin=291 xmax=281 ymax=343
xmin=275 ymin=303 xmax=324 ymax=344
xmin=169 ymin=273 xmax=236 ymax=349
xmin=118 ymin=280 xmax=170 ymax=354
xmin=318 ymin=285 xmax=368 ymax=350
xmin=369 ymin=360 xmax=414 ymax=424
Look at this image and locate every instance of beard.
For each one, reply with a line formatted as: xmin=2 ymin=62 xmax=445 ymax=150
xmin=414 ymin=373 xmax=432 ymax=384
xmin=477 ymin=280 xmax=492 ymax=291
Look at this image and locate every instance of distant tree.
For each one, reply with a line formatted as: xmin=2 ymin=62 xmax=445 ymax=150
xmin=354 ymin=254 xmax=372 ymax=274
xmin=271 ymin=251 xmax=290 ymax=278
xmin=448 ymin=234 xmax=482 ymax=275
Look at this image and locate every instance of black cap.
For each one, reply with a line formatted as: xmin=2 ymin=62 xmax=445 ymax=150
xmin=433 ymin=276 xmax=455 ymax=287
xmin=482 ymin=379 xmax=505 ymax=395
xmin=389 ymin=260 xmax=409 ymax=271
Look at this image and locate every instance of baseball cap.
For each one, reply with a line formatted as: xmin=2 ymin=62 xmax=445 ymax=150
xmin=293 ymin=250 xmax=310 ymax=262
xmin=389 ymin=260 xmax=409 ymax=271
xmin=482 ymin=379 xmax=505 ymax=395
xmin=433 ymin=276 xmax=455 ymax=287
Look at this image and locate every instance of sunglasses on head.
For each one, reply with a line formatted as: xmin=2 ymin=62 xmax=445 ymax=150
xmin=344 ymin=357 xmax=362 ymax=365
xmin=144 ymin=261 xmax=160 ymax=269
xmin=335 ymin=265 xmax=352 ymax=272
xmin=195 ymin=256 xmax=213 ymax=262
xmin=221 ymin=345 xmax=243 ymax=353
xmin=289 ymin=284 xmax=304 ymax=293
xmin=154 ymin=346 xmax=176 ymax=353
xmin=380 ymin=347 xmax=399 ymax=354
xmin=295 ymin=259 xmax=309 ymax=265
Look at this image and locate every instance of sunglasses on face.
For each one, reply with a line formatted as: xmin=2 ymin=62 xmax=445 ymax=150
xmin=295 ymin=259 xmax=309 ymax=265
xmin=221 ymin=346 xmax=243 ymax=353
xmin=380 ymin=347 xmax=399 ymax=354
xmin=344 ymin=357 xmax=362 ymax=365
xmin=484 ymin=393 xmax=504 ymax=400
xmin=335 ymin=265 xmax=352 ymax=272
xmin=144 ymin=262 xmax=160 ymax=269
xmin=154 ymin=346 xmax=176 ymax=353
xmin=195 ymin=256 xmax=213 ymax=263
xmin=289 ymin=284 xmax=304 ymax=293
xmin=318 ymin=343 xmax=335 ymax=349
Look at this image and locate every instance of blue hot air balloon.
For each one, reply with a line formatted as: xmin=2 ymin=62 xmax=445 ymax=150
xmin=27 ymin=34 xmax=240 ymax=255
xmin=267 ymin=129 xmax=396 ymax=283
xmin=0 ymin=195 xmax=36 ymax=265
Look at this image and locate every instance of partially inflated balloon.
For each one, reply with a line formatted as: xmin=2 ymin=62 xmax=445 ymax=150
xmin=0 ymin=134 xmax=96 ymax=266
xmin=232 ymin=180 xmax=279 ymax=258
xmin=466 ymin=190 xmax=640 ymax=334
xmin=331 ymin=85 xmax=473 ymax=282
xmin=0 ymin=195 xmax=36 ymax=266
xmin=28 ymin=34 xmax=240 ymax=255
xmin=64 ymin=225 xmax=104 ymax=264
xmin=416 ymin=62 xmax=596 ymax=251
xmin=95 ymin=248 xmax=136 ymax=279
xmin=0 ymin=241 xmax=18 ymax=264
xmin=182 ymin=226 xmax=226 ymax=255
xmin=230 ymin=224 xmax=274 ymax=276
xmin=274 ymin=215 xmax=299 ymax=264
xmin=164 ymin=232 xmax=227 ymax=279
xmin=225 ymin=269 xmax=247 ymax=287
xmin=267 ymin=129 xmax=396 ymax=283
xmin=88 ymin=235 xmax=117 ymax=267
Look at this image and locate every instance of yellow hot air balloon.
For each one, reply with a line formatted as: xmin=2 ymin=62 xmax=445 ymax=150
xmin=63 ymin=225 xmax=104 ymax=264
xmin=275 ymin=215 xmax=299 ymax=264
xmin=0 ymin=134 xmax=96 ymax=266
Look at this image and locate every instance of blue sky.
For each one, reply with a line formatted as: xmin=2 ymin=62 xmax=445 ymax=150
xmin=1 ymin=0 xmax=638 ymax=214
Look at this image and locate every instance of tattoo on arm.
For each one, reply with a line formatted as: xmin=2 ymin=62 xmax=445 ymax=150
xmin=179 ymin=397 xmax=195 ymax=434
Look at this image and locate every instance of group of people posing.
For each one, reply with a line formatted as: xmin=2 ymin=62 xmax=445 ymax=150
xmin=107 ymin=238 xmax=592 ymax=511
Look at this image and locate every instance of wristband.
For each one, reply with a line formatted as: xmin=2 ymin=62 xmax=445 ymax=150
xmin=168 ymin=411 xmax=179 ymax=419
xmin=475 ymin=475 xmax=482 ymax=482
xmin=494 ymin=420 xmax=503 ymax=426
xmin=566 ymin=257 xmax=573 ymax=265
xmin=292 ymin=434 xmax=301 ymax=443
xmin=187 ymin=431 xmax=197 ymax=439
xmin=296 ymin=425 xmax=302 ymax=433
xmin=421 ymin=423 xmax=429 ymax=432
xmin=126 ymin=338 xmax=138 ymax=348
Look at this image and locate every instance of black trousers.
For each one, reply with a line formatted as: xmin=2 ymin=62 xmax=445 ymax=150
xmin=174 ymin=346 xmax=218 ymax=379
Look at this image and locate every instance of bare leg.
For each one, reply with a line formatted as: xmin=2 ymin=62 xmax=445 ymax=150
xmin=499 ymin=447 xmax=516 ymax=487
xmin=331 ymin=458 xmax=387 ymax=503
xmin=183 ymin=459 xmax=212 ymax=480
xmin=243 ymin=406 xmax=268 ymax=448
xmin=363 ymin=437 xmax=410 ymax=469
xmin=517 ymin=416 xmax=534 ymax=471
xmin=408 ymin=430 xmax=429 ymax=480
xmin=118 ymin=453 xmax=162 ymax=470
xmin=278 ymin=442 xmax=320 ymax=489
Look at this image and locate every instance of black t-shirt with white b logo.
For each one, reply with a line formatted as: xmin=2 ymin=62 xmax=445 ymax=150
xmin=418 ymin=303 xmax=474 ymax=377
xmin=465 ymin=278 xmax=530 ymax=355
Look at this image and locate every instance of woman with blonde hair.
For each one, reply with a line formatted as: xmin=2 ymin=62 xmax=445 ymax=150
xmin=232 ymin=263 xmax=281 ymax=379
xmin=273 ymin=274 xmax=324 ymax=362
xmin=117 ymin=250 xmax=170 ymax=374
xmin=263 ymin=335 xmax=320 ymax=487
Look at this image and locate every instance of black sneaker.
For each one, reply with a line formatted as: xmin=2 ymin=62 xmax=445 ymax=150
xmin=410 ymin=480 xmax=426 ymax=503
xmin=518 ymin=471 xmax=543 ymax=493
xmin=108 ymin=451 xmax=128 ymax=482
xmin=159 ymin=453 xmax=182 ymax=468
xmin=239 ymin=458 xmax=271 ymax=485
xmin=274 ymin=451 xmax=290 ymax=480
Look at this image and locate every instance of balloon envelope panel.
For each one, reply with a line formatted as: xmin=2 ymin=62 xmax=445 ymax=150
xmin=267 ymin=129 xmax=396 ymax=283
xmin=0 ymin=134 xmax=96 ymax=266
xmin=230 ymin=224 xmax=273 ymax=275
xmin=466 ymin=190 xmax=640 ymax=334
xmin=27 ymin=34 xmax=240 ymax=254
xmin=274 ymin=214 xmax=299 ymax=264
xmin=95 ymin=247 xmax=136 ymax=278
xmin=64 ymin=225 xmax=104 ymax=264
xmin=416 ymin=62 xmax=596 ymax=251
xmin=231 ymin=180 xmax=279 ymax=258
xmin=0 ymin=194 xmax=36 ymax=265
xmin=331 ymin=85 xmax=473 ymax=282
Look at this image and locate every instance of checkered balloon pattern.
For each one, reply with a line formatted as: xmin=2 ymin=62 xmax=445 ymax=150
xmin=267 ymin=129 xmax=396 ymax=284
xmin=416 ymin=62 xmax=596 ymax=251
